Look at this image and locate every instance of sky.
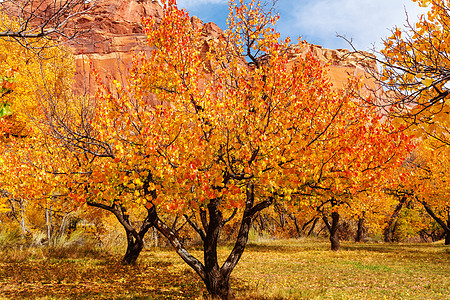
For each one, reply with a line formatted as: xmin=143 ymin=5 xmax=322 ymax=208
xmin=176 ymin=0 xmax=428 ymax=51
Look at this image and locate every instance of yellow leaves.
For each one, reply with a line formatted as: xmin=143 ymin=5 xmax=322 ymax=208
xmin=445 ymin=97 xmax=450 ymax=107
xmin=399 ymin=137 xmax=450 ymax=211
xmin=422 ymin=77 xmax=434 ymax=87
xmin=380 ymin=0 xmax=450 ymax=147
xmin=426 ymin=122 xmax=439 ymax=133
xmin=417 ymin=0 xmax=431 ymax=7
xmin=134 ymin=178 xmax=143 ymax=186
xmin=434 ymin=111 xmax=449 ymax=124
xmin=0 ymin=201 xmax=10 ymax=213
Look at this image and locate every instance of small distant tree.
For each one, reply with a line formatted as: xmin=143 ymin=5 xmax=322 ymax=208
xmin=402 ymin=141 xmax=450 ymax=244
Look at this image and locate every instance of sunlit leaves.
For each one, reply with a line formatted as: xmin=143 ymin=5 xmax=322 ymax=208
xmin=381 ymin=0 xmax=450 ymax=145
xmin=0 ymin=0 xmax=416 ymax=252
xmin=0 ymin=13 xmax=77 ymax=225
xmin=73 ymin=0 xmax=413 ymax=227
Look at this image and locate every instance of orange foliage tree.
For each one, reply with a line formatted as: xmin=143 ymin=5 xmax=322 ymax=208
xmin=399 ymin=140 xmax=450 ymax=244
xmin=372 ymin=0 xmax=450 ymax=244
xmin=11 ymin=0 xmax=414 ymax=298
xmin=342 ymin=0 xmax=450 ymax=244
xmin=377 ymin=0 xmax=450 ymax=145
xmin=0 ymin=21 xmax=75 ymax=236
xmin=292 ymin=103 xmax=414 ymax=250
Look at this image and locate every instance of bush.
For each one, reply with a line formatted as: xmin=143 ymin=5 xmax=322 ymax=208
xmin=44 ymin=229 xmax=104 ymax=259
xmin=0 ymin=224 xmax=27 ymax=248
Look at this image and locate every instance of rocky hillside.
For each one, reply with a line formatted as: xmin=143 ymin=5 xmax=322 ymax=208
xmin=70 ymin=0 xmax=377 ymax=96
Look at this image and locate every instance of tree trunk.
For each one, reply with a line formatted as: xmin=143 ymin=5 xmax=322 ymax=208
xmin=204 ymin=268 xmax=230 ymax=299
xmin=86 ymin=201 xmax=154 ymax=265
xmin=420 ymin=200 xmax=450 ymax=245
xmin=323 ymin=211 xmax=340 ymax=251
xmin=152 ymin=227 xmax=158 ymax=247
xmin=45 ymin=204 xmax=53 ymax=243
xmin=446 ymin=213 xmax=450 ymax=245
xmin=58 ymin=212 xmax=73 ymax=238
xmin=307 ymin=217 xmax=319 ymax=237
xmin=288 ymin=214 xmax=301 ymax=237
xmin=151 ymin=184 xmax=274 ymax=300
xmin=203 ymin=198 xmax=228 ymax=298
xmin=18 ymin=199 xmax=28 ymax=235
xmin=384 ymin=195 xmax=407 ymax=243
xmin=330 ymin=212 xmax=341 ymax=251
xmin=3 ymin=193 xmax=29 ymax=235
xmin=122 ymin=230 xmax=144 ymax=265
xmin=383 ymin=226 xmax=393 ymax=243
xmin=355 ymin=214 xmax=365 ymax=242
xmin=330 ymin=235 xmax=340 ymax=250
xmin=298 ymin=216 xmax=317 ymax=237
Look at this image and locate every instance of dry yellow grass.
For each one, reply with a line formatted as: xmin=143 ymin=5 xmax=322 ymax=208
xmin=0 ymin=238 xmax=448 ymax=299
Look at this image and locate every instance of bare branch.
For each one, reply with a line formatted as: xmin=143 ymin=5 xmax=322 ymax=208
xmin=0 ymin=0 xmax=96 ymax=50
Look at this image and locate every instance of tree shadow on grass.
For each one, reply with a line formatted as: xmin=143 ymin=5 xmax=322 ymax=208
xmin=0 ymin=251 xmax=207 ymax=300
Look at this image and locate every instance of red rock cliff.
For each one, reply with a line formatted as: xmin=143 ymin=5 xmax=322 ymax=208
xmin=70 ymin=0 xmax=377 ymax=96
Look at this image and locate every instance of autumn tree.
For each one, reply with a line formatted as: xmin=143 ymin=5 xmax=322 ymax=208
xmin=338 ymin=0 xmax=450 ymax=244
xmin=0 ymin=13 xmax=76 ymax=239
xmin=346 ymin=0 xmax=448 ymax=146
xmin=356 ymin=0 xmax=450 ymax=244
xmin=0 ymin=1 xmax=105 ymax=247
xmin=0 ymin=0 xmax=94 ymax=229
xmin=293 ymin=101 xmax=414 ymax=250
xmin=11 ymin=0 xmax=413 ymax=298
xmin=400 ymin=140 xmax=450 ymax=244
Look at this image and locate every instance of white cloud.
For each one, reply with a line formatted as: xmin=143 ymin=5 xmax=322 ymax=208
xmin=282 ymin=0 xmax=428 ymax=50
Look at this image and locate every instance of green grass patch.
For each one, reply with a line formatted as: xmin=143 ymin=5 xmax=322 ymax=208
xmin=0 ymin=239 xmax=448 ymax=299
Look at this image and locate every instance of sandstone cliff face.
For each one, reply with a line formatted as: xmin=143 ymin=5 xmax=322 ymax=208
xmin=71 ymin=0 xmax=377 ymax=96
xmin=70 ymin=0 xmax=159 ymax=93
xmin=71 ymin=0 xmax=225 ymax=95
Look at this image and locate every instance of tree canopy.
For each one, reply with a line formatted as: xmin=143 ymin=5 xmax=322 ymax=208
xmin=378 ymin=0 xmax=450 ymax=145
xmin=0 ymin=0 xmax=426 ymax=299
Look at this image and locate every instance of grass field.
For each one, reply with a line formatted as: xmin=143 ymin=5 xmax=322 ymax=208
xmin=0 ymin=239 xmax=448 ymax=299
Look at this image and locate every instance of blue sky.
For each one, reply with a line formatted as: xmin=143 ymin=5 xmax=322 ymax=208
xmin=176 ymin=0 xmax=427 ymax=51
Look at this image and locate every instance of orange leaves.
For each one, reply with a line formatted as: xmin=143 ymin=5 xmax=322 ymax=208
xmin=421 ymin=77 xmax=434 ymax=87
xmin=414 ymin=0 xmax=432 ymax=7
xmin=0 ymin=0 xmax=414 ymax=233
xmin=380 ymin=0 xmax=450 ymax=145
xmin=406 ymin=139 xmax=450 ymax=198
xmin=394 ymin=28 xmax=402 ymax=39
